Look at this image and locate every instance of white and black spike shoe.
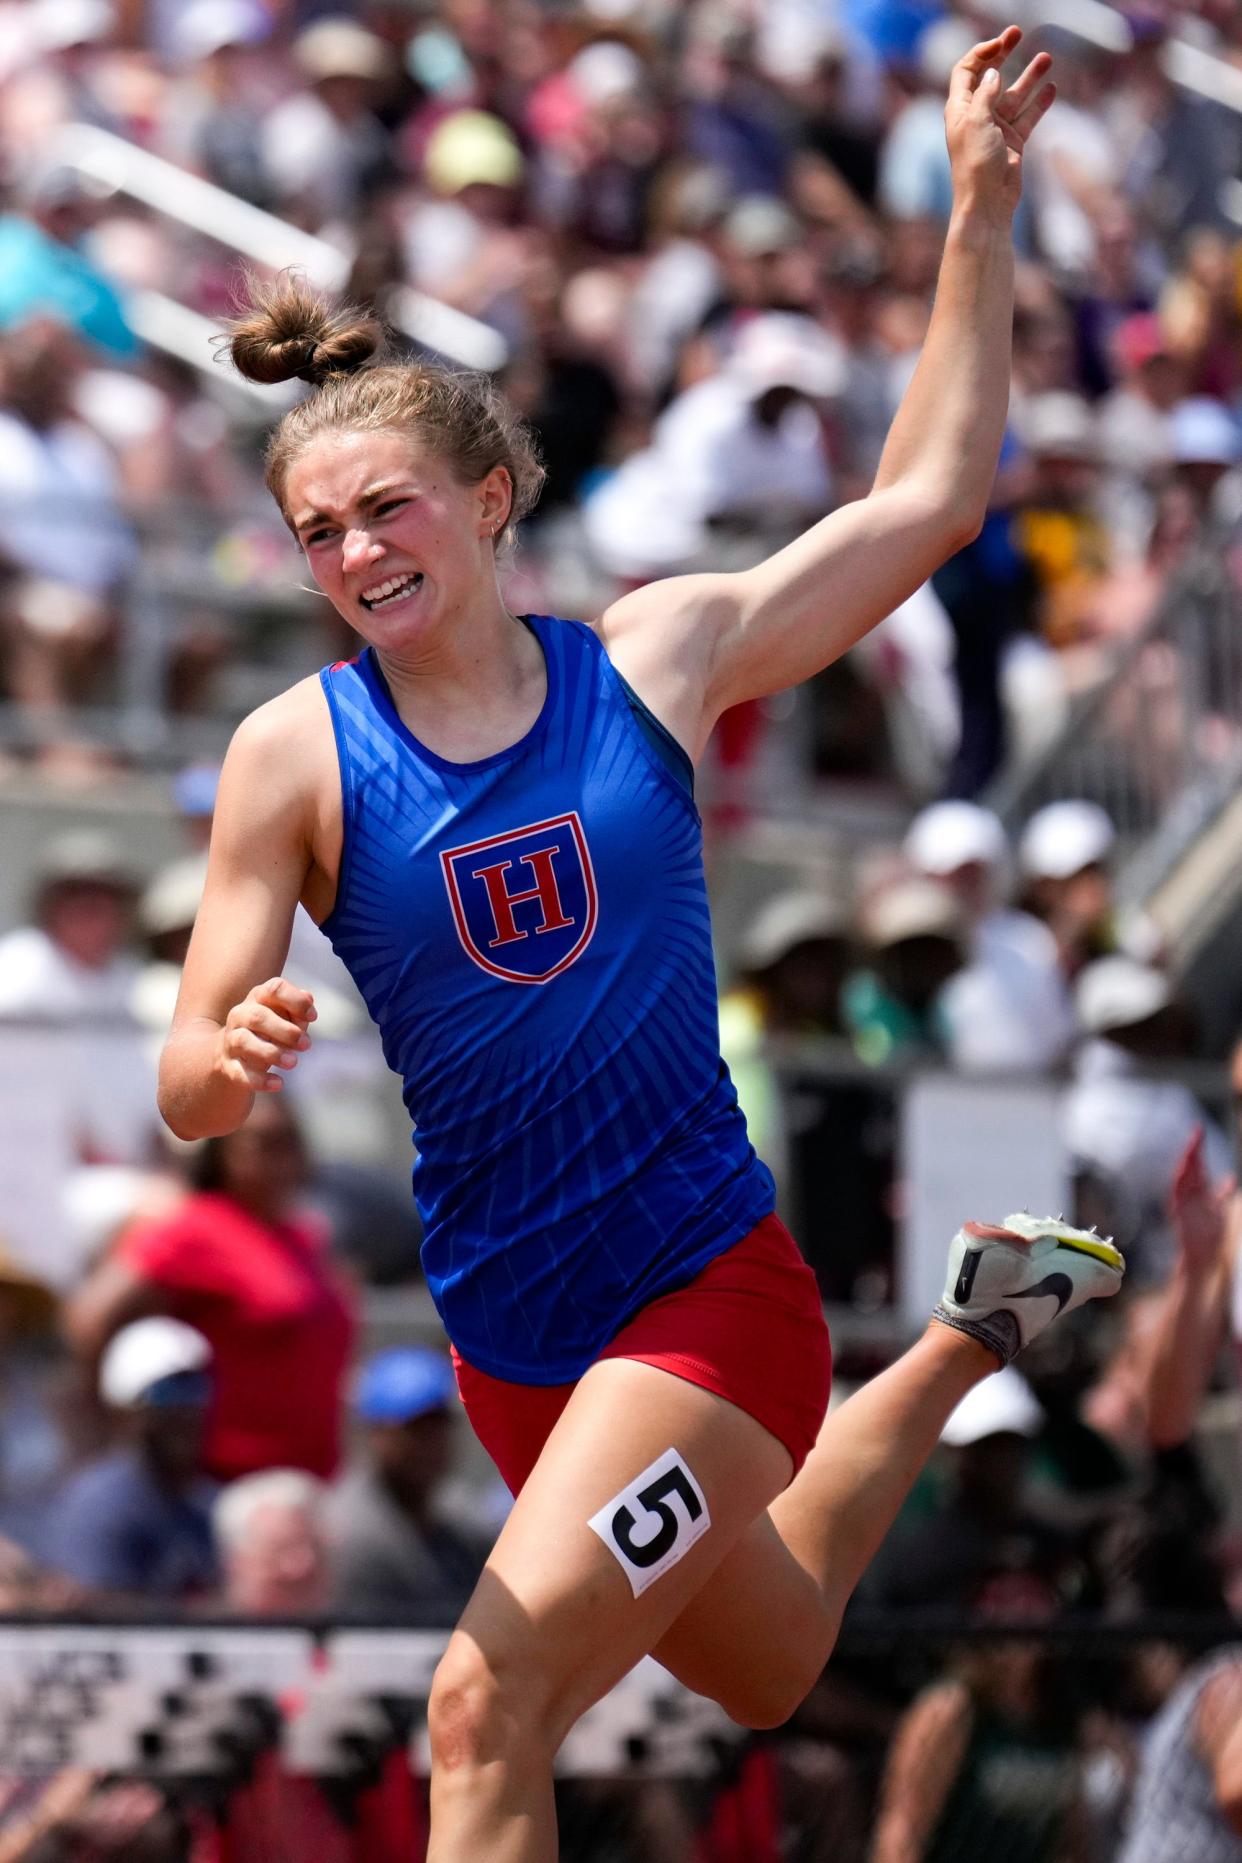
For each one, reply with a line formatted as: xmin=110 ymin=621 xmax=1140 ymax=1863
xmin=933 ymin=1214 xmax=1125 ymax=1367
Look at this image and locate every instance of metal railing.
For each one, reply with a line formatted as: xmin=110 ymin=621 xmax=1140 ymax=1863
xmin=987 ymin=542 xmax=1242 ymax=909
xmin=0 ymin=1614 xmax=1230 ymax=1860
xmin=42 ymin=122 xmax=509 ymax=388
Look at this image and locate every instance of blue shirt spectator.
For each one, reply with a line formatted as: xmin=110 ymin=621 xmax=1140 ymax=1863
xmin=46 ymin=1318 xmax=217 ymax=1599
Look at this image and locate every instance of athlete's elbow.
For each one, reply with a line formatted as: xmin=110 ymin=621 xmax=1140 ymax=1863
xmin=939 ymin=499 xmax=986 ymax=553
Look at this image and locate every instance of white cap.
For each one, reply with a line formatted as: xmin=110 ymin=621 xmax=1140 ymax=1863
xmin=862 ymin=877 xmax=965 ymax=950
xmin=139 ymin=854 xmax=206 ymax=939
xmin=739 ymin=890 xmax=849 ymax=972
xmin=1075 ymin=956 xmax=1172 ymax=1035
xmin=941 ymin=1366 xmax=1043 ymax=1446
xmin=724 ymin=195 xmax=802 ymax=258
xmin=174 ymin=0 xmax=270 ymax=61
xmin=918 ymin=16 xmax=977 ymax=87
xmin=567 ymin=40 xmax=645 ymax=105
xmin=727 ymin=313 xmax=846 ymax=401
xmin=293 ymin=17 xmax=386 ymax=82
xmin=1019 ymin=801 xmax=1116 ymax=881
xmin=99 ymin=1317 xmax=211 ymax=1408
xmin=31 ymin=0 xmax=114 ymax=50
xmin=1022 ymin=391 xmax=1098 ymax=463
xmin=904 ymin=801 xmax=1008 ymax=877
xmin=1171 ymin=396 xmax=1240 ymax=465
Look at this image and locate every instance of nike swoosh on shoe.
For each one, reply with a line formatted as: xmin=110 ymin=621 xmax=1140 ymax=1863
xmin=1004 ymin=1272 xmax=1074 ymax=1316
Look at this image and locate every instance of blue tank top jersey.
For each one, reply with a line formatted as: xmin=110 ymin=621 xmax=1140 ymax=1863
xmin=319 ymin=613 xmax=776 ymax=1383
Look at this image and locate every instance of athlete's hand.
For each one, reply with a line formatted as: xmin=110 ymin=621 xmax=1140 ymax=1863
xmin=215 ymin=978 xmax=316 ymax=1094
xmin=1169 ymin=1126 xmax=1235 ymax=1277
xmin=945 ymin=26 xmax=1055 ymax=222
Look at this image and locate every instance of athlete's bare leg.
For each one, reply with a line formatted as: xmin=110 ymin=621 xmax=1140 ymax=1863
xmin=654 ymin=1213 xmax=1125 ymax=1723
xmin=651 ymin=1323 xmax=993 ymax=1723
xmin=426 ymin=1220 xmax=1122 ymax=1858
xmin=425 ymin=1356 xmax=794 ymax=1862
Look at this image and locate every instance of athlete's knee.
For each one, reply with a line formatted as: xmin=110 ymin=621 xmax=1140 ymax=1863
xmin=427 ymin=1633 xmax=554 ymax=1775
xmin=712 ymin=1612 xmax=840 ymax=1731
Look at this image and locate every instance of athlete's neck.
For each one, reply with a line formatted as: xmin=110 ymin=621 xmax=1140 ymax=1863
xmin=374 ymin=601 xmax=548 ymax=762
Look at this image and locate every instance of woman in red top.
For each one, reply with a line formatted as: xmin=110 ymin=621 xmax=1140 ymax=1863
xmin=67 ymin=1100 xmax=355 ymax=1482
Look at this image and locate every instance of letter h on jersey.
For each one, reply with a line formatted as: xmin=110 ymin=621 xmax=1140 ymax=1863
xmin=441 ymin=812 xmax=599 ymax=985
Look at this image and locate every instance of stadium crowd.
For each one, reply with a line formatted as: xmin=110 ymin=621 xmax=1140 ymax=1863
xmin=3 ymin=0 xmax=1242 ymax=1854
xmin=0 ymin=0 xmax=1241 ymax=798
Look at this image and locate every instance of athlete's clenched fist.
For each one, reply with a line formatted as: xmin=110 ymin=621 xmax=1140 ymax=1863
xmin=215 ymin=977 xmax=317 ymax=1093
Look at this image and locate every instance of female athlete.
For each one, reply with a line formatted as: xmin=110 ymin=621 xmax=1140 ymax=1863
xmin=160 ymin=30 xmax=1122 ymax=1860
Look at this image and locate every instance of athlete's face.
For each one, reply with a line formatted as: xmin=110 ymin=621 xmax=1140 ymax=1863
xmin=286 ymin=428 xmax=512 ymax=651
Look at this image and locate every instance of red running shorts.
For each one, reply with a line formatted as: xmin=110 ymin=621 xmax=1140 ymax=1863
xmin=452 ymin=1212 xmax=832 ymax=1497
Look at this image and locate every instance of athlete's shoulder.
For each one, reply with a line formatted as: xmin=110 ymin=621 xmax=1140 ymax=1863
xmin=231 ymin=675 xmax=329 ymax=754
xmin=221 ymin=676 xmax=335 ymax=814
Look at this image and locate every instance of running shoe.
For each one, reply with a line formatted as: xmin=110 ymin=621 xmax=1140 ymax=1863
xmin=933 ymin=1213 xmax=1125 ymax=1366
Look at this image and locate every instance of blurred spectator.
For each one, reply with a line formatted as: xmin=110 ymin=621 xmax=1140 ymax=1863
xmin=401 ymin=108 xmax=532 ymax=345
xmin=211 ymin=1468 xmax=427 ymax=1862
xmin=719 ymin=889 xmax=852 ymax=1172
xmin=1169 ymin=395 xmax=1242 ymax=524
xmin=66 ymin=1099 xmax=356 ymax=1482
xmin=505 ymin=269 xmax=624 ymax=524
xmin=903 ymin=801 xmax=1075 ymax=1072
xmin=861 ymin=1368 xmax=1081 ymax=1614
xmin=536 ymin=41 xmax=663 ymax=257
xmin=680 ymin=13 xmax=789 ymax=199
xmin=214 ymin=1467 xmax=328 ymax=1616
xmin=130 ymin=847 xmax=364 ymax=1041
xmin=1161 ymin=232 xmax=1242 ymax=404
xmin=0 ymin=202 xmax=137 ymax=363
xmin=44 ymin=1316 xmax=217 ymax=1598
xmin=0 ymin=315 xmax=136 ymax=739
xmin=870 ymin=1567 xmax=1087 ymax=1863
xmin=1017 ymin=800 xmax=1124 ymax=982
xmin=130 ymin=855 xmax=208 ymax=1037
xmin=1071 ymin=196 xmax=1156 ymax=401
xmin=1063 ymin=958 xmax=1231 ymax=1283
xmin=328 ymin=1347 xmax=490 ymax=1621
xmin=930 ymin=425 xmax=1034 ymax=797
xmin=877 ymin=18 xmax=974 ymax=225
xmin=787 ymin=27 xmax=883 ymax=211
xmin=1103 ymin=15 xmax=1239 ymax=249
xmin=261 ymin=18 xmax=391 ymax=229
xmin=1026 ymin=43 xmax=1120 ymax=280
xmin=0 ymin=830 xmax=140 ymax=1020
xmin=0 ymin=1247 xmax=66 ymax=1551
xmin=1117 ymin=1648 xmax=1242 ymax=1863
xmin=624 ymin=161 xmax=730 ymax=395
xmin=711 ymin=193 xmax=817 ymax=325
xmin=159 ymin=0 xmax=276 ymax=207
xmin=1097 ymin=314 xmax=1180 ymax=560
xmin=1014 ymin=391 xmax=1112 ymax=651
xmin=1139 ymin=1117 xmax=1239 ymax=1457
xmin=723 ymin=888 xmax=901 ymax=1304
xmin=583 ymin=312 xmax=841 ymax=582
xmin=842 ymin=877 xmax=965 ymax=1068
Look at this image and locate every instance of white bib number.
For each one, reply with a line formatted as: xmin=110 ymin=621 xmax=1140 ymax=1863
xmin=588 ymin=1448 xmax=711 ymax=1598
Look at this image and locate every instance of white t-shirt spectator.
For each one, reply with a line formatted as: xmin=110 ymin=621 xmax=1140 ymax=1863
xmin=260 ymin=92 xmax=386 ymax=225
xmin=0 ymin=928 xmax=155 ymax=1167
xmin=0 ymin=926 xmax=139 ymax=1021
xmin=584 ymin=371 xmax=832 ymax=580
xmin=939 ymin=908 xmax=1075 ymax=1073
xmin=1064 ymin=1036 xmax=1232 ymax=1281
xmin=0 ymin=410 xmax=135 ymax=595
xmin=1027 ymin=102 xmax=1119 ymax=276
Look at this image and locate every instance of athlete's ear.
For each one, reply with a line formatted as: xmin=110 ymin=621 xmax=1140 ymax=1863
xmin=477 ymin=465 xmax=513 ymax=539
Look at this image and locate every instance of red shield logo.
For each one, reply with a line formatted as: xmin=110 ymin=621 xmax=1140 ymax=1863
xmin=441 ymin=812 xmax=598 ymax=985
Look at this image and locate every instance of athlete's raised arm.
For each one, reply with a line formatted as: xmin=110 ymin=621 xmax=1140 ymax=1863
xmin=157 ymin=679 xmax=329 ymax=1140
xmin=599 ymin=25 xmax=1054 ymax=759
